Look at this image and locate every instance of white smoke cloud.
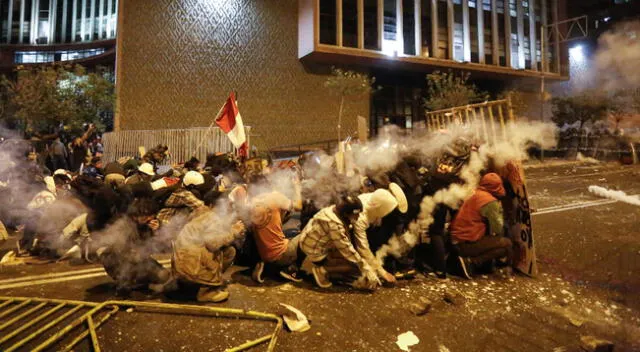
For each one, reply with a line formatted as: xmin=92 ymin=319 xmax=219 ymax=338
xmin=372 ymin=121 xmax=556 ymax=265
xmin=594 ymin=21 xmax=640 ymax=92
xmin=588 ymin=185 xmax=640 ymax=206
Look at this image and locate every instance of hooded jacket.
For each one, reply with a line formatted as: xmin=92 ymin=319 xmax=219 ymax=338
xmin=451 ymin=173 xmax=506 ymax=243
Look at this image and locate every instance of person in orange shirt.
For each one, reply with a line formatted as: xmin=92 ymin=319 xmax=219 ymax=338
xmin=249 ymin=190 xmax=303 ymax=283
xmin=450 ymin=173 xmax=513 ymax=279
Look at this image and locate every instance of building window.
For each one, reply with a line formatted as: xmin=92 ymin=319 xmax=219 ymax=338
xmin=15 ymin=47 xmax=106 ymax=64
xmin=319 ymin=0 xmax=337 ymax=45
xmin=364 ymin=0 xmax=380 ymax=50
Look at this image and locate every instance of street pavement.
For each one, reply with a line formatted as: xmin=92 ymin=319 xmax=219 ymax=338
xmin=0 ymin=161 xmax=639 ymax=351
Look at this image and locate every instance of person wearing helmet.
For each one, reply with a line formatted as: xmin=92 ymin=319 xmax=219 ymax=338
xmin=353 ymin=184 xmax=408 ymax=285
xmin=156 ymin=170 xmax=207 ymax=224
xmin=450 ymin=173 xmax=512 ymax=279
xmin=125 ymin=163 xmax=155 ymax=185
xmin=298 ymin=195 xmax=379 ymax=289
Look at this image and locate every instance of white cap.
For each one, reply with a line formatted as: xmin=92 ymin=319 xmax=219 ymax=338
xmin=183 ymin=171 xmax=205 ymax=187
xmin=53 ymin=169 xmax=72 ymax=180
xmin=138 ymin=163 xmax=155 ymax=176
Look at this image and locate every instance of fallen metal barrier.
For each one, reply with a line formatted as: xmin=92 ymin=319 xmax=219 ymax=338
xmin=0 ymin=296 xmax=282 ymax=352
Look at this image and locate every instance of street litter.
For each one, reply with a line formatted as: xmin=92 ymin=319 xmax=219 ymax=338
xmin=396 ymin=331 xmax=419 ymax=351
xmin=279 ymin=303 xmax=311 ymax=332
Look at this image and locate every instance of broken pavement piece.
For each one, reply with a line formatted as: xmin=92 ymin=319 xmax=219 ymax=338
xmin=443 ymin=289 xmax=466 ymax=306
xmin=580 ymin=335 xmax=614 ymax=352
xmin=396 ymin=331 xmax=419 ymax=351
xmin=279 ymin=303 xmax=311 ymax=333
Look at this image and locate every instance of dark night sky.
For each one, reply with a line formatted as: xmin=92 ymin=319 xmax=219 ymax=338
xmin=566 ymin=0 xmax=640 ymax=19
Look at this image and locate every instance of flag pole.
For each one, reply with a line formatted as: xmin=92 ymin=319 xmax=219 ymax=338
xmin=192 ymin=95 xmax=228 ymax=157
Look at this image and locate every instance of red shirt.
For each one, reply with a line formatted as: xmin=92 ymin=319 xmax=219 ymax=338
xmin=450 ymin=189 xmax=497 ymax=242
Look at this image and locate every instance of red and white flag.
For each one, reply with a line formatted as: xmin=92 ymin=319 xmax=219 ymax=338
xmin=215 ymin=92 xmax=248 ymax=158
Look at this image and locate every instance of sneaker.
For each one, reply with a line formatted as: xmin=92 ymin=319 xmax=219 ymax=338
xmin=311 ymin=265 xmax=332 ymax=288
xmin=458 ymin=256 xmax=474 ymax=279
xmin=252 ymin=261 xmax=265 ymax=283
xmin=279 ymin=265 xmax=303 ymax=283
xmin=197 ymin=287 xmax=229 ymax=303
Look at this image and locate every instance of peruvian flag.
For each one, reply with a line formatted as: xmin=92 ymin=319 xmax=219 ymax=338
xmin=215 ymin=92 xmax=248 ymax=158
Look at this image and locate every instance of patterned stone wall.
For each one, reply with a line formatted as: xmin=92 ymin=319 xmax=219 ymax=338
xmin=117 ymin=0 xmax=368 ymax=150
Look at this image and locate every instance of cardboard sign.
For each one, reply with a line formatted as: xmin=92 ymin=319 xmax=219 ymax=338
xmin=498 ymin=161 xmax=538 ymax=277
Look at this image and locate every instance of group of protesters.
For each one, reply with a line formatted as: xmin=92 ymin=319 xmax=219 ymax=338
xmin=0 ymin=128 xmax=517 ymax=303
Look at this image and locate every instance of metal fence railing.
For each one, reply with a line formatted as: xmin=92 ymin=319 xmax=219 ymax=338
xmin=102 ymin=127 xmax=251 ymax=164
xmin=425 ymin=98 xmax=515 ymax=144
xmin=0 ymin=296 xmax=281 ymax=352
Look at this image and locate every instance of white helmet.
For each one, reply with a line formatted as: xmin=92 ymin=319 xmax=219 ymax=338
xmin=138 ymin=163 xmax=155 ymax=176
xmin=53 ymin=169 xmax=72 ymax=180
xmin=183 ymin=171 xmax=204 ymax=187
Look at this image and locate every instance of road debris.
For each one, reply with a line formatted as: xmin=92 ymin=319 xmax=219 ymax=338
xmin=443 ymin=289 xmax=466 ymax=306
xmin=280 ymin=303 xmax=311 ymax=332
xmin=396 ymin=331 xmax=419 ymax=351
xmin=580 ymin=335 xmax=614 ymax=352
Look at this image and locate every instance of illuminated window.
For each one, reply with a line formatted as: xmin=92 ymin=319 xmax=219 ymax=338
xmin=15 ymin=48 xmax=106 ymax=64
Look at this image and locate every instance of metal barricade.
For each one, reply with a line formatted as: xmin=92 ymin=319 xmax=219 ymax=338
xmin=425 ymin=98 xmax=515 ymax=144
xmin=0 ymin=296 xmax=282 ymax=352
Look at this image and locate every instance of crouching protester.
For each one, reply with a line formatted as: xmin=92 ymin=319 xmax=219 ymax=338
xmin=171 ymin=197 xmax=245 ymax=303
xmin=450 ymin=172 xmax=513 ymax=279
xmin=353 ymin=185 xmax=409 ymax=285
xmin=98 ymin=199 xmax=172 ymax=296
xmin=299 ymin=195 xmax=380 ymax=290
xmin=247 ymin=184 xmax=303 ymax=283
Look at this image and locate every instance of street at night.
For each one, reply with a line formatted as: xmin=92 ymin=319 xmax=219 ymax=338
xmin=1 ymin=161 xmax=639 ymax=351
xmin=1 ymin=0 xmax=640 ymax=351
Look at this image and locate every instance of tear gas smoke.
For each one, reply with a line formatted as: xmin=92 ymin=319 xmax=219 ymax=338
xmin=594 ymin=21 xmax=640 ymax=92
xmin=372 ymin=121 xmax=556 ymax=265
xmin=588 ymin=185 xmax=640 ymax=206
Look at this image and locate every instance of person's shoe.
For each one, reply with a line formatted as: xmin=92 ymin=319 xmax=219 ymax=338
xmin=252 ymin=262 xmax=265 ymax=283
xmin=458 ymin=257 xmax=474 ymax=279
xmin=197 ymin=287 xmax=229 ymax=303
xmin=435 ymin=271 xmax=447 ymax=279
xmin=311 ymin=265 xmax=332 ymax=288
xmin=279 ymin=265 xmax=303 ymax=283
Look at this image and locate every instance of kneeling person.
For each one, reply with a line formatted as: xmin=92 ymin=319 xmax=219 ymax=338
xmin=172 ymin=205 xmax=245 ymax=303
xmin=99 ymin=199 xmax=172 ymax=295
xmin=450 ymin=173 xmax=513 ymax=279
xmin=299 ymin=195 xmax=379 ymax=289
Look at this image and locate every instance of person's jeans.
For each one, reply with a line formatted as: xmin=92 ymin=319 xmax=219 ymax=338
xmin=271 ymin=235 xmax=301 ymax=268
xmin=455 ymin=236 xmax=513 ymax=267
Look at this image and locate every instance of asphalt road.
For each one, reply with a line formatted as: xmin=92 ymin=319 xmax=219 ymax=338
xmin=0 ymin=161 xmax=639 ymax=352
